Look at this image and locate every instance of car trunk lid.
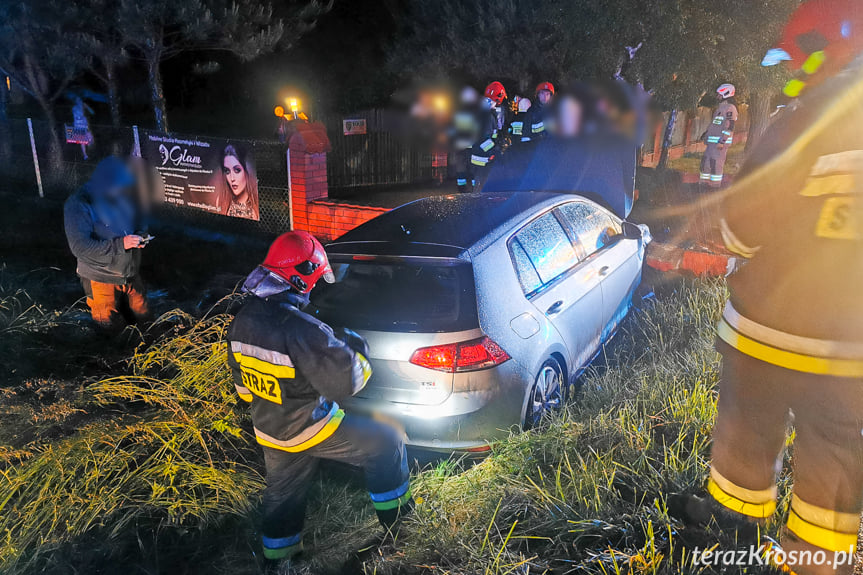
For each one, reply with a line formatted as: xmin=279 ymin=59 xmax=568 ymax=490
xmin=349 ymin=328 xmax=483 ymax=405
xmin=308 ymin=252 xmax=479 ymax=406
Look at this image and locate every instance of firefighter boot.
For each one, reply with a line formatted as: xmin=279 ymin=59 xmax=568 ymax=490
xmin=668 ymin=492 xmax=761 ymax=541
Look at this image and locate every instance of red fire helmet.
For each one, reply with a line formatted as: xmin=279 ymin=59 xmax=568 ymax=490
xmin=484 ymin=81 xmax=507 ymax=105
xmin=262 ymin=231 xmax=334 ymax=294
xmin=535 ymin=82 xmax=555 ymax=96
xmin=763 ymin=0 xmax=863 ymax=96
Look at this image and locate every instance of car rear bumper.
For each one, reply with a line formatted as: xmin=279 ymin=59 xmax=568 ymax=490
xmin=341 ymin=359 xmax=531 ymax=451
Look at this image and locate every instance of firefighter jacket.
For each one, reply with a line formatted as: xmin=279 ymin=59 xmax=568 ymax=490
xmin=523 ymin=102 xmax=550 ymax=141
xmin=226 ymin=292 xmax=371 ymax=452
xmin=718 ymin=61 xmax=863 ymax=375
xmin=704 ymin=100 xmax=738 ymax=146
xmin=471 ymin=106 xmax=502 ymax=168
xmin=450 ymin=103 xmax=481 ymax=152
xmin=509 ymin=110 xmax=531 ymax=142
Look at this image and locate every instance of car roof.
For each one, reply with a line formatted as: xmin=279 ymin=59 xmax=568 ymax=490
xmin=327 ymin=192 xmax=581 ymax=257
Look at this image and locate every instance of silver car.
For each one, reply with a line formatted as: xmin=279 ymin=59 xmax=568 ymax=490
xmin=309 ymin=192 xmax=650 ymax=452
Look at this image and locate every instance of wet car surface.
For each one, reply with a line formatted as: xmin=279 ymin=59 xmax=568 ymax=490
xmin=310 ymin=192 xmax=651 ymax=451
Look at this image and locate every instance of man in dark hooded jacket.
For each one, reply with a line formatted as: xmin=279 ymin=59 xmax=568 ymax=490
xmin=64 ymin=156 xmax=150 ymax=331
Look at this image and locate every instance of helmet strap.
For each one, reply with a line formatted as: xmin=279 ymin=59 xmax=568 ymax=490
xmin=289 ymin=275 xmax=308 ymax=293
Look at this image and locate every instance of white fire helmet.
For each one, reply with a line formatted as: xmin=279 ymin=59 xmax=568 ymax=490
xmin=517 ymin=96 xmax=532 ymax=113
xmin=717 ymin=83 xmax=736 ymax=99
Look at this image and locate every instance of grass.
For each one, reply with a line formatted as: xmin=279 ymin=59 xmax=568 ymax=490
xmin=0 ymin=304 xmax=265 ymax=573
xmin=667 ymin=143 xmax=746 ymax=177
xmin=0 ymin=265 xmax=76 ymax=336
xmin=365 ymin=279 xmax=731 ymax=574
xmin=0 ymin=276 xmax=796 ymax=574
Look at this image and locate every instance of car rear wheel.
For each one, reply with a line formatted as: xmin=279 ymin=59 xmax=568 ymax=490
xmin=524 ymin=357 xmax=565 ymax=429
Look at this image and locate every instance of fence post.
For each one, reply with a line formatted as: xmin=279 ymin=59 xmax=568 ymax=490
xmin=286 ymin=148 xmax=294 ymax=230
xmin=131 ymin=125 xmax=141 ymax=157
xmin=26 ymin=118 xmax=44 ymax=198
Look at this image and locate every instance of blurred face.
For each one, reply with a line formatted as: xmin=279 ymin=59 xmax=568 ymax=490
xmin=557 ymin=96 xmax=583 ymax=137
xmin=223 ymin=155 xmax=247 ymax=198
xmin=538 ymin=90 xmax=552 ymax=105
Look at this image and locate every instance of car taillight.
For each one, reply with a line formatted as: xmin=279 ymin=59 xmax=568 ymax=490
xmin=409 ymin=336 xmax=510 ymax=373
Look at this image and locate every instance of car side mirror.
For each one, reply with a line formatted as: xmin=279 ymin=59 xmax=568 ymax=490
xmin=622 ymin=221 xmax=642 ymax=240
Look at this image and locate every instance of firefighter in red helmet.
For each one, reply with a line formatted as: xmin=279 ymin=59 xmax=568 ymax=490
xmin=471 ymin=81 xmax=508 ymax=191
xmin=227 ymin=231 xmax=413 ymax=565
xmin=523 ymin=82 xmax=555 ymax=142
xmin=673 ymin=2 xmax=863 ymax=573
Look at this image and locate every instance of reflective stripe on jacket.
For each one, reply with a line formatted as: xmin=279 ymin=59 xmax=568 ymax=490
xmin=717 ymin=302 xmax=863 ymax=377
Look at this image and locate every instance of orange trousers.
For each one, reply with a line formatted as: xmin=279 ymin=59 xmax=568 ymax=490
xmin=82 ymin=277 xmax=150 ymax=331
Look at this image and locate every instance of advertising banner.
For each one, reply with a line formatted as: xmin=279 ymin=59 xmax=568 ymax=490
xmin=342 ymin=118 xmax=367 ymax=136
xmin=142 ymin=132 xmax=260 ymax=221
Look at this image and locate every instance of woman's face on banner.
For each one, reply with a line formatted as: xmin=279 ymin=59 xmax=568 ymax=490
xmin=223 ymin=154 xmax=247 ymax=197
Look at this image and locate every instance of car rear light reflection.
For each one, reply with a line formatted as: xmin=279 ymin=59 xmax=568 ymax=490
xmin=409 ymin=336 xmax=510 ymax=373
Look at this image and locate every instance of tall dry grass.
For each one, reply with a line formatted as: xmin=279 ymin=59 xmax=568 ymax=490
xmin=0 ymin=309 xmax=264 ymax=573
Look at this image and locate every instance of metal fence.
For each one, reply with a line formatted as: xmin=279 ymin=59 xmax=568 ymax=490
xmin=320 ymin=109 xmax=438 ymax=189
xmin=0 ymin=118 xmax=293 ymax=235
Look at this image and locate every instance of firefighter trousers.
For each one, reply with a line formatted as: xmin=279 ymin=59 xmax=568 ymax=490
xmin=259 ymin=413 xmax=411 ymax=560
xmin=455 ymin=149 xmax=474 ymax=193
xmin=709 ymin=341 xmax=863 ymax=573
xmin=700 ymin=144 xmax=729 ymax=188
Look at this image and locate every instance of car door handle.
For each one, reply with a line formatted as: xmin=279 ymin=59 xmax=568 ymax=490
xmin=545 ymin=300 xmax=564 ymax=315
xmin=598 ymin=266 xmax=610 ymax=277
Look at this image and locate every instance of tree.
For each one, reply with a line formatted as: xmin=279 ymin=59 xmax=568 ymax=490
xmin=118 ymin=0 xmax=331 ymax=132
xmin=387 ymin=0 xmax=642 ymax=90
xmin=631 ymin=0 xmax=797 ymax=167
xmin=389 ymin=0 xmax=797 ymax=168
xmin=0 ymin=0 xmax=87 ymax=167
xmin=0 ymin=77 xmax=9 ymax=162
xmin=78 ymin=0 xmax=129 ymax=128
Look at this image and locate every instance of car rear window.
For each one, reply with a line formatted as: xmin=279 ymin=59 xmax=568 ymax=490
xmin=309 ymin=259 xmax=478 ymax=332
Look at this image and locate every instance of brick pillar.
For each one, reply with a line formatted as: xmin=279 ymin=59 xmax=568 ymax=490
xmin=287 ymin=122 xmax=330 ymax=234
xmin=290 ymin=149 xmax=328 ymax=202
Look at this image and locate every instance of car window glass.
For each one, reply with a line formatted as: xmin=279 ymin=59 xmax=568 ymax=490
xmin=310 ymin=261 xmax=478 ymax=332
xmin=509 ymin=239 xmax=543 ymax=294
xmin=557 ymin=202 xmax=622 ymax=258
xmin=513 ymin=212 xmax=579 ymax=284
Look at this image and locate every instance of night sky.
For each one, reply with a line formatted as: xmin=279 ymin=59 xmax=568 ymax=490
xmin=156 ymin=0 xmax=399 ymax=136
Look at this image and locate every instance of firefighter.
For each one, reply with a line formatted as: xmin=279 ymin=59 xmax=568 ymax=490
xmin=675 ymin=2 xmax=863 ymax=573
xmin=451 ymin=86 xmax=481 ymax=192
xmin=227 ymin=231 xmax=413 ymax=565
xmin=471 ymin=81 xmax=507 ymax=191
xmin=507 ymin=95 xmax=531 ymax=145
xmin=523 ymin=82 xmax=554 ymax=142
xmin=699 ymin=83 xmax=738 ymax=188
